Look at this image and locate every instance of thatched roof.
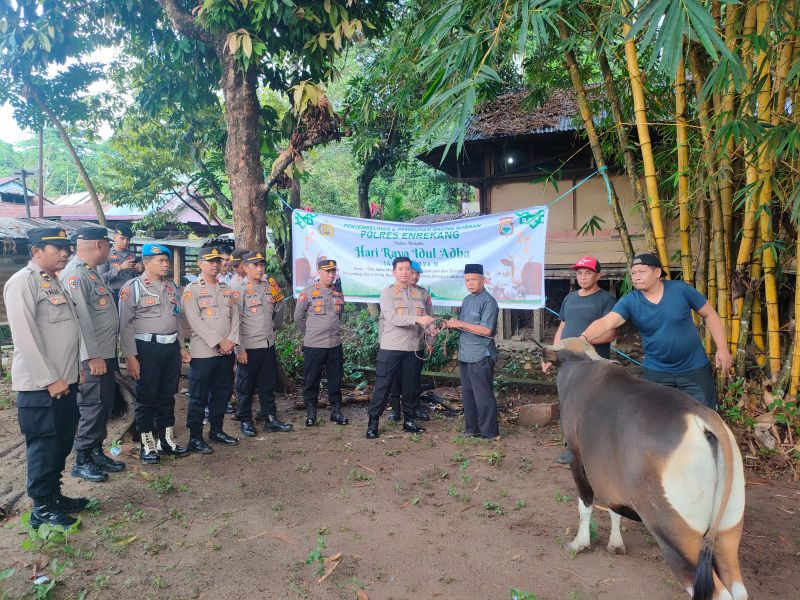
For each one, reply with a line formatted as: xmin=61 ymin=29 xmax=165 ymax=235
xmin=465 ymin=89 xmax=582 ymax=142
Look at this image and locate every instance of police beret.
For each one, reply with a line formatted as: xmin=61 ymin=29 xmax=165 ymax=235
xmin=115 ymin=224 xmax=134 ymax=238
xmin=28 ymin=227 xmax=71 ymax=247
xmin=142 ymin=243 xmax=171 ymax=258
xmin=410 ymin=260 xmax=423 ymax=274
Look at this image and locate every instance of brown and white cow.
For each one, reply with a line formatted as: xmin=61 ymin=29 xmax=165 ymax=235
xmin=542 ymin=338 xmax=747 ymax=600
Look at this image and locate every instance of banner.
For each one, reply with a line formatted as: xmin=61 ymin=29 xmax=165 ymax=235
xmin=291 ymin=206 xmax=548 ymax=309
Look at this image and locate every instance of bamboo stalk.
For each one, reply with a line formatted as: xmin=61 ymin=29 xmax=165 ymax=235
xmin=696 ymin=183 xmax=710 ymax=299
xmin=735 ymin=284 xmax=755 ymax=378
xmin=622 ymin=13 xmax=670 ymax=273
xmin=756 ymin=0 xmax=781 ymax=376
xmin=557 ymin=18 xmax=635 ymax=263
xmin=706 ymin=243 xmax=717 ymax=357
xmin=791 ymin=235 xmax=800 ymax=395
xmin=675 ymin=56 xmax=694 ymax=284
xmin=772 ymin=0 xmax=795 ymax=128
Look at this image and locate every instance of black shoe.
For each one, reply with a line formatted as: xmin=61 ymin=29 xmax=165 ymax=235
xmin=52 ymin=491 xmax=90 ymax=513
xmin=30 ymin=500 xmax=79 ymax=530
xmin=91 ymin=447 xmax=125 ymax=472
xmin=139 ymin=432 xmax=160 ymax=464
xmin=555 ymin=448 xmax=575 ymax=464
xmin=420 ymin=382 xmax=435 ymax=392
xmin=403 ymin=419 xmax=425 ymax=434
xmin=240 ymin=420 xmax=257 ymax=437
xmin=209 ymin=429 xmax=239 ymax=445
xmin=265 ymin=415 xmax=293 ymax=432
xmin=156 ymin=427 xmax=190 ymax=458
xmin=388 ymin=409 xmax=402 ymax=422
xmin=305 ymin=417 xmax=317 ymax=427
xmin=71 ymin=450 xmax=108 ymax=482
xmin=226 ymin=401 xmax=235 ymax=415
xmin=255 ymin=410 xmax=264 ymax=422
xmin=330 ymin=411 xmax=349 ymax=425
xmin=366 ymin=417 xmax=380 ymax=439
xmin=413 ymin=408 xmax=431 ymax=421
xmin=188 ymin=436 xmax=214 ymax=454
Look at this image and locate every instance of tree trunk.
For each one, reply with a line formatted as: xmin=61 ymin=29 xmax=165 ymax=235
xmin=25 ymin=83 xmax=106 ymax=226
xmin=597 ymin=48 xmax=656 ymax=254
xmin=220 ymin=52 xmax=266 ymax=252
xmin=558 ymin=18 xmax=634 ymax=264
xmin=675 ymin=56 xmax=693 ymax=284
xmin=357 ymin=153 xmax=385 ymax=220
xmin=622 ymin=17 xmax=669 ymax=273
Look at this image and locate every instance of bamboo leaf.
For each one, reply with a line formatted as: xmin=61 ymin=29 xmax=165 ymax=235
xmin=518 ymin=0 xmax=530 ymax=57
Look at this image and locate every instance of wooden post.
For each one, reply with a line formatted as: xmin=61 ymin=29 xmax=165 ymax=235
xmin=172 ymin=246 xmax=183 ymax=286
xmin=532 ymin=308 xmax=544 ymax=342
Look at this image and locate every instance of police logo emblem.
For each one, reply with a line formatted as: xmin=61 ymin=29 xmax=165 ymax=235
xmin=68 ymin=276 xmax=80 ymax=289
xmin=499 ymin=217 xmax=514 ymax=236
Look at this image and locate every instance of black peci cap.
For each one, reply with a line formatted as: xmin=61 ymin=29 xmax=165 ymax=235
xmin=464 ymin=264 xmax=484 ymax=275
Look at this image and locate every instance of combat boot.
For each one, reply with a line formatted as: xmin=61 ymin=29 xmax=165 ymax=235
xmin=240 ymin=419 xmax=257 ymax=437
xmin=265 ymin=415 xmax=293 ymax=432
xmin=413 ymin=407 xmax=431 ymax=421
xmin=329 ymin=403 xmax=349 ymax=425
xmin=30 ymin=498 xmax=79 ymax=529
xmin=52 ymin=491 xmax=91 ymax=513
xmin=305 ymin=404 xmax=317 ymax=427
xmin=402 ymin=418 xmax=425 ymax=434
xmin=139 ymin=431 xmax=160 ymax=464
xmin=91 ymin=446 xmax=125 ymax=472
xmin=157 ymin=427 xmax=190 ymax=457
xmin=187 ymin=434 xmax=213 ymax=454
xmin=366 ymin=417 xmax=380 ymax=439
xmin=71 ymin=449 xmax=108 ymax=482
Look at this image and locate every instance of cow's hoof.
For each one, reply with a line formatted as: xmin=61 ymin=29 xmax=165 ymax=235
xmin=607 ymin=543 xmax=627 ymax=554
xmin=567 ymin=540 xmax=590 ymax=554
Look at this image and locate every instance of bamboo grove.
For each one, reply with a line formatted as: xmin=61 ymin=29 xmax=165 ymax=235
xmin=392 ymin=1 xmax=800 ymax=394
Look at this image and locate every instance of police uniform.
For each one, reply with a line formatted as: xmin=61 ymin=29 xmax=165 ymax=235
xmin=294 ymin=259 xmax=348 ymax=427
xmin=182 ymin=247 xmax=241 ymax=451
xmin=232 ymin=252 xmax=292 ymax=435
xmin=3 ymin=227 xmax=84 ymax=528
xmin=96 ymin=224 xmax=139 ymax=301
xmin=366 ymin=280 xmax=432 ymax=438
xmin=60 ymin=227 xmax=125 ymax=482
xmin=118 ymin=244 xmax=189 ymax=463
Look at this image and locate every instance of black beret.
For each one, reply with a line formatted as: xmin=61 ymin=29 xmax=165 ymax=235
xmin=114 ymin=224 xmax=134 ymax=238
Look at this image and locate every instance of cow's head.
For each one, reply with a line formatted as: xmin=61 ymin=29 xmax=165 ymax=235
xmin=541 ymin=336 xmax=606 ymax=364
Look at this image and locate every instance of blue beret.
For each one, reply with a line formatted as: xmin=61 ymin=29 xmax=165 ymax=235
xmin=142 ymin=243 xmax=171 ymax=258
xmin=410 ymin=261 xmax=422 ymax=274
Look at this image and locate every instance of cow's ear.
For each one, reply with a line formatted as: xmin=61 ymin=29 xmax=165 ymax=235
xmin=542 ymin=346 xmax=559 ymax=364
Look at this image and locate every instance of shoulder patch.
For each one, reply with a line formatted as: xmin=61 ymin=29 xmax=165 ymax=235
xmin=119 ymin=289 xmax=129 ymax=303
xmin=299 ymin=293 xmax=306 ymax=301
xmin=68 ymin=276 xmax=81 ymax=289
xmin=183 ymin=291 xmax=192 ymax=301
xmin=233 ymin=290 xmax=241 ymax=299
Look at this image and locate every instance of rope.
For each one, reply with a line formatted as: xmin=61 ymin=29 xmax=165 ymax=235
xmin=545 ymin=165 xmax=611 ymax=208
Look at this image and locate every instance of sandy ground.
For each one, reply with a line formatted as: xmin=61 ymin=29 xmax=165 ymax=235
xmin=0 ymin=381 xmax=798 ymax=600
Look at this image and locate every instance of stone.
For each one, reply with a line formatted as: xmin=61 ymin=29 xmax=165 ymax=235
xmin=517 ymin=403 xmax=560 ymax=428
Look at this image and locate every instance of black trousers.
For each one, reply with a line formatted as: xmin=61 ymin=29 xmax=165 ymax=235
xmin=187 ymin=355 xmax=235 ymax=434
xmin=390 ymin=353 xmax=424 ymax=413
xmin=235 ymin=347 xmax=278 ymax=420
xmin=74 ymin=358 xmax=117 ymax=451
xmin=303 ymin=345 xmax=343 ymax=412
xmin=460 ymin=357 xmax=499 ymax=438
xmin=17 ymin=384 xmax=79 ymax=500
xmin=134 ymin=339 xmax=181 ymax=433
xmin=368 ymin=349 xmax=418 ymax=419
xmin=642 ymin=363 xmax=719 ymax=410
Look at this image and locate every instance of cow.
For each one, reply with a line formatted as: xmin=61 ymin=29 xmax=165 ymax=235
xmin=542 ymin=337 xmax=747 ymax=600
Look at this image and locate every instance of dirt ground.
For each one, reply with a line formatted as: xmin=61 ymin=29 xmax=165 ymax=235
xmin=0 ymin=380 xmax=798 ymax=600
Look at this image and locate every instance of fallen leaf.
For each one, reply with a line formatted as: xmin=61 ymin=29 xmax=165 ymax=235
xmin=356 ymin=591 xmax=368 ymax=600
xmin=114 ymin=535 xmax=138 ymax=546
xmin=271 ymin=532 xmax=297 ymax=545
xmin=316 ymin=555 xmax=341 ymax=583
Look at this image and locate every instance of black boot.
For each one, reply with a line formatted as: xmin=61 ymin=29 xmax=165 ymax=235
xmin=240 ymin=420 xmax=257 ymax=437
xmin=91 ymin=447 xmax=125 ymax=472
xmin=139 ymin=432 xmax=160 ymax=464
xmin=329 ymin=405 xmax=349 ymax=425
xmin=403 ymin=418 xmax=425 ymax=434
xmin=389 ymin=408 xmax=401 ymax=422
xmin=209 ymin=428 xmax=239 ymax=445
xmin=52 ymin=491 xmax=90 ymax=513
xmin=157 ymin=427 xmax=190 ymax=457
xmin=413 ymin=407 xmax=431 ymax=421
xmin=226 ymin=401 xmax=235 ymax=415
xmin=30 ymin=498 xmax=80 ymax=529
xmin=265 ymin=415 xmax=293 ymax=432
xmin=71 ymin=449 xmax=108 ymax=482
xmin=305 ymin=405 xmax=317 ymax=427
xmin=366 ymin=417 xmax=380 ymax=439
xmin=187 ymin=435 xmax=213 ymax=454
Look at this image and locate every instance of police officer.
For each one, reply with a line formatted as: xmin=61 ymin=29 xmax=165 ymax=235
xmin=4 ymin=227 xmax=86 ymax=528
xmin=294 ymin=259 xmax=348 ymax=427
xmin=388 ymin=260 xmax=432 ymax=422
xmin=182 ymin=247 xmax=240 ymax=453
xmin=366 ymin=256 xmax=435 ymax=439
xmin=232 ymin=251 xmax=292 ymax=436
xmin=97 ymin=224 xmax=141 ymax=302
xmin=445 ymin=264 xmax=500 ymax=440
xmin=119 ymin=244 xmax=191 ymax=463
xmin=60 ymin=227 xmax=125 ymax=482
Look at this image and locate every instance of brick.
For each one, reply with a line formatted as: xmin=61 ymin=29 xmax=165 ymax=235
xmin=517 ymin=402 xmax=559 ymax=427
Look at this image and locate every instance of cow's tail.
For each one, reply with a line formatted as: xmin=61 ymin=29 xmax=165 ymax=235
xmin=692 ymin=414 xmax=735 ymax=600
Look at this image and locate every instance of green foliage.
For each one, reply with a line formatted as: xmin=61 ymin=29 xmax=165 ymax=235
xmin=19 ymin=512 xmax=80 ymax=555
xmin=509 ymin=588 xmax=537 ymax=600
xmin=275 ymin=322 xmax=305 ymax=379
xmin=148 ymin=475 xmax=174 ymax=497
xmin=305 ymin=528 xmax=328 ymax=577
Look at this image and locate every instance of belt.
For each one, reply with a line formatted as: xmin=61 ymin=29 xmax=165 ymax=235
xmin=134 ymin=332 xmax=178 ymax=344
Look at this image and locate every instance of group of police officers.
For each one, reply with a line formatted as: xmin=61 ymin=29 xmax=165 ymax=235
xmin=5 ymin=225 xmax=500 ymax=530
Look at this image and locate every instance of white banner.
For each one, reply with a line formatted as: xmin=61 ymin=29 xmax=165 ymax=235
xmin=291 ymin=206 xmax=548 ymax=309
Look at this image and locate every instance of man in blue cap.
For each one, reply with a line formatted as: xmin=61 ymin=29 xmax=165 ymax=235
xmin=97 ymin=224 xmax=141 ymax=303
xmin=387 ymin=260 xmax=432 ymax=422
xmin=4 ymin=227 xmax=86 ymax=528
xmin=118 ymin=243 xmax=191 ymax=463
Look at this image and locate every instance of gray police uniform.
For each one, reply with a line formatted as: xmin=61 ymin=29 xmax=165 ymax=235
xmin=182 ymin=278 xmax=240 ymax=436
xmin=60 ymin=256 xmax=119 ymax=452
xmin=97 ymin=246 xmax=138 ymax=299
xmin=389 ymin=283 xmax=432 ymax=415
xmin=118 ymin=275 xmax=186 ymax=435
xmin=458 ymin=289 xmax=500 ymax=438
xmin=4 ymin=262 xmax=81 ymax=501
xmin=368 ymin=284 xmax=431 ymax=421
xmin=294 ymin=282 xmax=345 ymax=420
xmin=231 ymin=278 xmax=285 ymax=421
